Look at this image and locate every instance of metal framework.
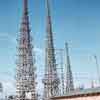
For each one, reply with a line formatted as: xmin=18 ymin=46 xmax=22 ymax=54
xmin=59 ymin=49 xmax=65 ymax=95
xmin=55 ymin=49 xmax=65 ymax=95
xmin=65 ymin=42 xmax=74 ymax=93
xmin=16 ymin=0 xmax=37 ymax=100
xmin=43 ymin=0 xmax=60 ymax=100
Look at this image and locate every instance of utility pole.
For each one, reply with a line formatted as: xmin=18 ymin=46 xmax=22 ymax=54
xmin=94 ymin=55 xmax=100 ymax=86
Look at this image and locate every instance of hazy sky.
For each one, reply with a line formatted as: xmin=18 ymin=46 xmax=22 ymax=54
xmin=0 ymin=0 xmax=100 ymax=97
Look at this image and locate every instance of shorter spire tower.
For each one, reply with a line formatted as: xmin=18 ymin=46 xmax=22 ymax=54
xmin=43 ymin=0 xmax=60 ymax=100
xmin=65 ymin=42 xmax=74 ymax=93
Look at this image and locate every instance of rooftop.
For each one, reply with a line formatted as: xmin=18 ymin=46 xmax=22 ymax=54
xmin=51 ymin=87 xmax=100 ymax=99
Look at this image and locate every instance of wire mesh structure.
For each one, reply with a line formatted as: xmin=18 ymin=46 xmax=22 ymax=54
xmin=42 ymin=0 xmax=60 ymax=100
xmin=58 ymin=49 xmax=65 ymax=95
xmin=16 ymin=0 xmax=37 ymax=100
xmin=55 ymin=49 xmax=65 ymax=95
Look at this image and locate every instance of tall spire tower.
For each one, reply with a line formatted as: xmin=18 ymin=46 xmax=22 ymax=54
xmin=43 ymin=0 xmax=60 ymax=99
xmin=65 ymin=42 xmax=74 ymax=93
xmin=16 ymin=0 xmax=37 ymax=100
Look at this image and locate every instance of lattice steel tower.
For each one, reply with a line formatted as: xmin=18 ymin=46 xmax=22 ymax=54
xmin=43 ymin=0 xmax=60 ymax=100
xmin=16 ymin=0 xmax=37 ymax=100
xmin=65 ymin=42 xmax=74 ymax=93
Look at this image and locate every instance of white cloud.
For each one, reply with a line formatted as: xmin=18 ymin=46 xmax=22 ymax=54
xmin=2 ymin=81 xmax=16 ymax=96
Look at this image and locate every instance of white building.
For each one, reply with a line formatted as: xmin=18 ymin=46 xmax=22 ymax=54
xmin=51 ymin=87 xmax=100 ymax=100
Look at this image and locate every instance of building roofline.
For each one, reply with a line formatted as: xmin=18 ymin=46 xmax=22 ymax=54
xmin=51 ymin=87 xmax=100 ymax=99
